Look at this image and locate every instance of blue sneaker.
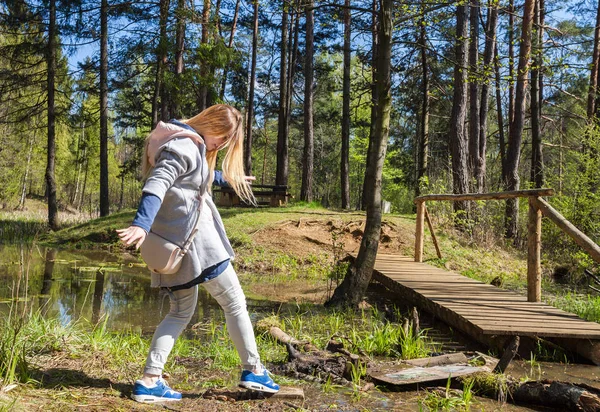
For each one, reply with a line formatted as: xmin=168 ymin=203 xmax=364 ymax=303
xmin=132 ymin=377 xmax=182 ymax=403
xmin=239 ymin=368 xmax=280 ymax=393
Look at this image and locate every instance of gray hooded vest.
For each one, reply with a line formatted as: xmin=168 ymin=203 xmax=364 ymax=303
xmin=142 ymin=135 xmax=234 ymax=288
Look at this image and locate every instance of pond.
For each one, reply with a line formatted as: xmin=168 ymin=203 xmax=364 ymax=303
xmin=0 ymin=244 xmax=266 ymax=332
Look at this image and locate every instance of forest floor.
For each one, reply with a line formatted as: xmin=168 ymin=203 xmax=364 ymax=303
xmin=1 ymin=201 xmax=598 ymax=411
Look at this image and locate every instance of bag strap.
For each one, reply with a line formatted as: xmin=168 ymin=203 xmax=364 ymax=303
xmin=166 ymin=119 xmax=212 ymax=256
xmin=179 ymin=193 xmax=205 ymax=255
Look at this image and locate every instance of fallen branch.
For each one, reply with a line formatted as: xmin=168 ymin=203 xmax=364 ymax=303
xmin=461 ymin=373 xmax=600 ymax=411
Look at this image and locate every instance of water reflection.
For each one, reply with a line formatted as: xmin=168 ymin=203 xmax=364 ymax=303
xmin=0 ymin=245 xmax=235 ymax=332
xmin=39 ymin=248 xmax=56 ymax=316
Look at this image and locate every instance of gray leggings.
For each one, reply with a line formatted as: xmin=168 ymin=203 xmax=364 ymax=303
xmin=144 ymin=264 xmax=261 ymax=375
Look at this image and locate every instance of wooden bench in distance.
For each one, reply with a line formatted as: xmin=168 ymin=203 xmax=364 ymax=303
xmin=213 ymin=184 xmax=291 ymax=207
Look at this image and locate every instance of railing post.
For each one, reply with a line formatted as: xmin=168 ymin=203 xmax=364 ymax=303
xmin=415 ymin=200 xmax=425 ymax=262
xmin=527 ymin=197 xmax=542 ymax=302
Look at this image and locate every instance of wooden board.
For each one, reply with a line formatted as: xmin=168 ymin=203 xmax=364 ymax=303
xmin=267 ymin=387 xmax=305 ymax=401
xmin=373 ymin=254 xmax=600 ymax=340
xmin=369 ymin=352 xmax=490 ymax=386
xmin=370 ymin=364 xmax=487 ymax=386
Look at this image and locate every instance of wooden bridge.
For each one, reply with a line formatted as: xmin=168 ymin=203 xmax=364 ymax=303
xmin=374 ymin=189 xmax=600 ymax=364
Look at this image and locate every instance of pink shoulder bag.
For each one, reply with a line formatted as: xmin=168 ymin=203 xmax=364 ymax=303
xmin=140 ymin=195 xmax=204 ymax=275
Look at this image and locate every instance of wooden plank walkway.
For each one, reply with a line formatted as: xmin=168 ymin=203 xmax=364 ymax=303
xmin=372 ymin=254 xmax=600 ymax=340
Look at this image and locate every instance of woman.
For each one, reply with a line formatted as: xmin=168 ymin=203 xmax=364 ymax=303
xmin=117 ymin=104 xmax=279 ymax=403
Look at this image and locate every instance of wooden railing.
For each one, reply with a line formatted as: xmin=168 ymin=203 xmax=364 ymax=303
xmin=414 ymin=188 xmax=600 ymax=302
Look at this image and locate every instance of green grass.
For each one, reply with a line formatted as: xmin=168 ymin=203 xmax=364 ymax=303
xmin=419 ymin=377 xmax=474 ymax=411
xmin=0 ymin=198 xmax=90 ymax=243
xmin=0 ymin=311 xmax=71 ymax=386
xmin=548 ymin=292 xmax=600 ymax=322
xmin=2 ymin=304 xmax=431 ymax=396
xmin=39 ymin=210 xmax=135 ymax=249
xmin=0 ymin=218 xmax=48 ymax=243
xmin=257 ymin=307 xmax=432 ymax=362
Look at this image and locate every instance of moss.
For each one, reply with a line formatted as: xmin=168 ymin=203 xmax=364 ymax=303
xmin=255 ymin=315 xmax=283 ymax=334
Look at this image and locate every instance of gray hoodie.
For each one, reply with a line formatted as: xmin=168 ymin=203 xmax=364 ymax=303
xmin=143 ymin=135 xmax=234 ymax=288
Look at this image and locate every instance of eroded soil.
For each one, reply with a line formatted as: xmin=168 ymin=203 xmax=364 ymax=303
xmin=253 ymin=218 xmax=412 ymax=258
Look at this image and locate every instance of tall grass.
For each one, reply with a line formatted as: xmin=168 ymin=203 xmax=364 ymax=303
xmin=0 ymin=312 xmax=72 ymax=387
xmin=419 ymin=377 xmax=474 ymax=411
xmin=259 ymin=307 xmax=432 ymax=362
xmin=0 ymin=219 xmax=47 ymax=243
xmin=551 ymin=292 xmax=600 ymax=323
xmin=0 ymin=201 xmax=89 ymax=243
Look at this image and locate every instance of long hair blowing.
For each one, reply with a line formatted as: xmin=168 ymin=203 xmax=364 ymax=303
xmin=185 ymin=104 xmax=255 ymax=205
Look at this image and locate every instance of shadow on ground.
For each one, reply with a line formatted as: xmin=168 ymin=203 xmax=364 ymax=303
xmin=32 ymin=367 xmax=132 ymax=399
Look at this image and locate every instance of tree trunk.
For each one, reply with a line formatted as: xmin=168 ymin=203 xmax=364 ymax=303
xmin=478 ymin=2 xmax=498 ymax=193
xmin=215 ymin=0 xmax=222 ymax=36
xmin=206 ymin=0 xmax=222 ymax=108
xmin=79 ymin=156 xmax=89 ymax=211
xmin=588 ymin=0 xmax=600 ymax=121
xmin=530 ymin=0 xmax=544 ymax=188
xmin=327 ymin=0 xmax=392 ymax=307
xmin=172 ymin=0 xmax=186 ymax=119
xmin=152 ymin=0 xmax=170 ymax=128
xmin=416 ymin=2 xmax=429 ymax=198
xmin=219 ymin=0 xmax=241 ymax=101
xmin=300 ymin=0 xmax=314 ymax=202
xmin=72 ymin=122 xmax=84 ymax=206
xmin=245 ymin=0 xmax=259 ymax=176
xmin=508 ymin=0 xmax=515 ymax=128
xmin=119 ymin=170 xmax=124 ymax=211
xmin=340 ymin=0 xmax=351 ymax=209
xmin=276 ymin=0 xmax=289 ymax=187
xmin=99 ymin=0 xmax=109 ymax=217
xmin=46 ymin=0 xmax=58 ymax=230
xmin=468 ymin=0 xmax=480 ymax=190
xmin=449 ymin=0 xmax=470 ymax=215
xmin=494 ymin=43 xmax=506 ymax=182
xmin=261 ymin=123 xmax=269 ymax=185
xmin=361 ymin=0 xmax=378 ymax=211
xmin=19 ymin=130 xmax=34 ymax=210
xmin=285 ymin=1 xmax=299 ymax=164
xmin=198 ymin=0 xmax=211 ymax=111
xmin=505 ymin=0 xmax=536 ymax=239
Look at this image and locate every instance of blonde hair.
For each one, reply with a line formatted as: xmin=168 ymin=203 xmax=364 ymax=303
xmin=185 ymin=104 xmax=255 ymax=205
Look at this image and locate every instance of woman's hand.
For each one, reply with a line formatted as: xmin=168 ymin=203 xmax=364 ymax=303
xmin=116 ymin=226 xmax=147 ymax=250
